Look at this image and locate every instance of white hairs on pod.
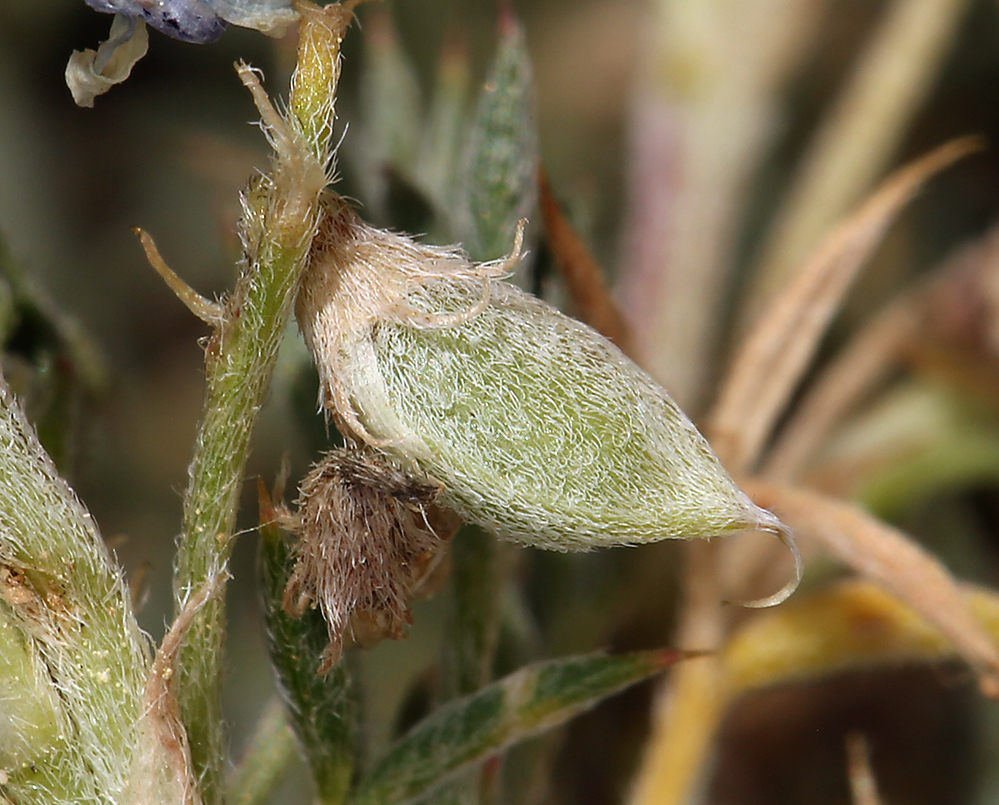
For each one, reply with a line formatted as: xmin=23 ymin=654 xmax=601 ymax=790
xmin=295 ymin=203 xmax=800 ymax=604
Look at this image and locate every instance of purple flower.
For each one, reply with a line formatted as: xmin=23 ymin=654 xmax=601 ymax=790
xmin=82 ymin=0 xmax=295 ymax=43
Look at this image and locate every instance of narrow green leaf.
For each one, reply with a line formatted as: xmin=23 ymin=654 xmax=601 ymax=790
xmin=260 ymin=503 xmax=356 ymax=805
xmin=417 ymin=39 xmax=471 ymax=223
xmin=352 ymin=649 xmax=689 ymax=805
xmin=455 ymin=11 xmax=538 ymax=262
xmin=357 ymin=9 xmax=423 ymax=217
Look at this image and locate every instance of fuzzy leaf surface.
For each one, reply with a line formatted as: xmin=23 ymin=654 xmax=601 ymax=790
xmin=455 ymin=12 xmax=538 ymax=262
xmin=352 ymin=649 xmax=688 ymax=805
xmin=259 ymin=505 xmax=355 ymax=805
xmin=0 ymin=375 xmax=147 ymax=804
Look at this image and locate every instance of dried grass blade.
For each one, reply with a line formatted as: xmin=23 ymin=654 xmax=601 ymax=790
xmin=708 ymin=137 xmax=981 ymax=474
xmin=627 ymin=540 xmax=725 ymax=805
xmin=744 ymin=0 xmax=972 ymax=321
xmin=742 ymin=478 xmax=999 ymax=696
xmin=539 ymin=169 xmax=636 ymax=356
xmin=847 ymin=733 xmax=884 ymax=805
xmin=763 ymin=294 xmax=921 ymax=481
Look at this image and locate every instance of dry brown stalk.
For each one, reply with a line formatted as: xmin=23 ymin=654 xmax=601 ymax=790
xmin=743 ymin=478 xmax=999 ymax=697
xmin=539 ymin=170 xmax=636 ymax=357
xmin=708 ymin=137 xmax=981 ymax=476
xmin=846 ymin=732 xmax=884 ymax=805
xmin=763 ymin=295 xmax=921 ymax=481
xmin=745 ymin=0 xmax=972 ymax=322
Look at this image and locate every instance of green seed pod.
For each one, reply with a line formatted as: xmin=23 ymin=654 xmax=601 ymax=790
xmin=296 ymin=202 xmax=798 ymax=602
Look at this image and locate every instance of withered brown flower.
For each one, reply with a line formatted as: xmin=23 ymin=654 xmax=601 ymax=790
xmin=281 ymin=448 xmax=458 ymax=672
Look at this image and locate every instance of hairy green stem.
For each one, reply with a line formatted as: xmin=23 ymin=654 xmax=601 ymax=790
xmin=174 ymin=230 xmax=315 ymax=802
xmin=170 ymin=4 xmax=350 ymax=801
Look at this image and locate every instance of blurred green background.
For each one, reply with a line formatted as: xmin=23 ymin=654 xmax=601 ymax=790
xmin=6 ymin=0 xmax=999 ymax=802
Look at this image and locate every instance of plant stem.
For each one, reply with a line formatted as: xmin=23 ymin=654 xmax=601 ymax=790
xmin=449 ymin=526 xmax=507 ymax=695
xmin=170 ymin=4 xmax=350 ymax=800
xmin=174 ymin=229 xmax=314 ymax=802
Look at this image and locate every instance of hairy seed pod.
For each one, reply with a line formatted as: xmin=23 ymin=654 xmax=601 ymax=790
xmin=296 ymin=201 xmax=798 ymax=600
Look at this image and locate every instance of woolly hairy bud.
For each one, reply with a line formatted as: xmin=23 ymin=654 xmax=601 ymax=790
xmin=295 ymin=201 xmax=799 ymax=601
xmin=281 ymin=449 xmax=455 ymax=671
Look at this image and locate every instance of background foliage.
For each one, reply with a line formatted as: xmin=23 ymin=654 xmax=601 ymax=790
xmin=5 ymin=0 xmax=999 ymax=803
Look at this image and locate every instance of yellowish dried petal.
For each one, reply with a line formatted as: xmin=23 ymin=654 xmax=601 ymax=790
xmin=65 ymin=15 xmax=148 ymax=108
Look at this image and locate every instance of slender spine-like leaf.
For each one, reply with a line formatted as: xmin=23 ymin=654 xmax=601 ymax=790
xmin=259 ymin=494 xmax=356 ymax=805
xmin=353 ymin=649 xmax=689 ymax=805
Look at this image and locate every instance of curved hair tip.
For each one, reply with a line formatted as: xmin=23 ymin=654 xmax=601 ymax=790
xmin=723 ymin=522 xmax=802 ymax=609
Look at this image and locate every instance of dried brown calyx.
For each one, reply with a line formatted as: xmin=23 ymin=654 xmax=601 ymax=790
xmin=281 ymin=448 xmax=458 ymax=672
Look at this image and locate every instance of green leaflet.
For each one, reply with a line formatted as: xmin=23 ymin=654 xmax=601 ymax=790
xmin=357 ymin=10 xmax=423 ymax=219
xmin=351 ymin=649 xmax=689 ymax=805
xmin=455 ymin=13 xmax=538 ymax=262
xmin=260 ymin=513 xmax=356 ymax=805
xmin=355 ymin=276 xmax=781 ymax=551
